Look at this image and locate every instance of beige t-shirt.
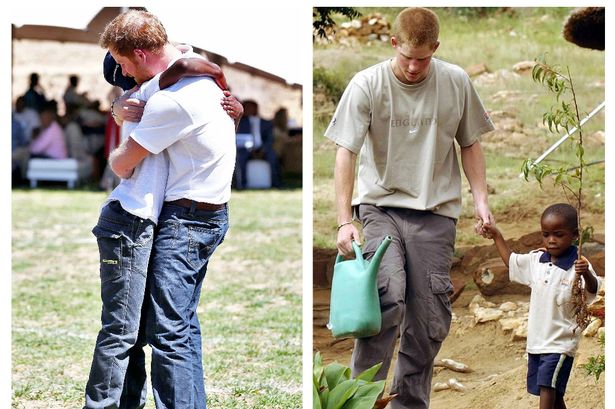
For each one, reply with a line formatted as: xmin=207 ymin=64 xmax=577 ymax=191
xmin=325 ymin=58 xmax=494 ymax=219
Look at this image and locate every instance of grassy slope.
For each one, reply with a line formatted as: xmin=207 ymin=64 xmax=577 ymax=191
xmin=12 ymin=189 xmax=302 ymax=408
xmin=313 ymin=7 xmax=604 ymax=249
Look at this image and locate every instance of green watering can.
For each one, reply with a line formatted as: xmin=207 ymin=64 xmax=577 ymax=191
xmin=328 ymin=236 xmax=392 ymax=338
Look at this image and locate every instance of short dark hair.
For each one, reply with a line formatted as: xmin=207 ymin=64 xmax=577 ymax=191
xmin=541 ymin=203 xmax=578 ymax=231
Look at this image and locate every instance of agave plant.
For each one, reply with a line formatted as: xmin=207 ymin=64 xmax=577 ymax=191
xmin=313 ymin=351 xmax=391 ymax=409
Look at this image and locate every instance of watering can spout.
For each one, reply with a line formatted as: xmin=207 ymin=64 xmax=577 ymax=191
xmin=369 ymin=235 xmax=392 ymax=277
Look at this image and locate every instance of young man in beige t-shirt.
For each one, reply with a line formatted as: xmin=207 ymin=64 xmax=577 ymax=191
xmin=325 ymin=8 xmax=495 ymax=409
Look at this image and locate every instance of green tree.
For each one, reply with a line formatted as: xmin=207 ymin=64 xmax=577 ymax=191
xmin=313 ymin=8 xmax=361 ymax=40
xmin=522 ymin=54 xmax=592 ymax=330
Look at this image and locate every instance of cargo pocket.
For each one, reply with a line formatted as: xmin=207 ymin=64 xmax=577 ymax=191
xmin=428 ymin=271 xmax=453 ymax=342
xmin=92 ymin=225 xmax=123 ymax=283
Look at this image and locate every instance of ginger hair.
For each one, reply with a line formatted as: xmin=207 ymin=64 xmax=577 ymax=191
xmin=392 ymin=7 xmax=439 ymax=47
xmin=99 ymin=10 xmax=168 ymax=56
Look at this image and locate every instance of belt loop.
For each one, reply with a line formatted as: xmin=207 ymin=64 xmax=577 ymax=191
xmin=189 ymin=200 xmax=197 ymax=215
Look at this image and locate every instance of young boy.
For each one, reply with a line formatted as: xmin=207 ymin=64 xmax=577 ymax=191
xmin=483 ymin=203 xmax=600 ymax=409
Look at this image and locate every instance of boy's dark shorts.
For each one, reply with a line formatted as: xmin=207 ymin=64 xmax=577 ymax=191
xmin=527 ymin=353 xmax=574 ymax=396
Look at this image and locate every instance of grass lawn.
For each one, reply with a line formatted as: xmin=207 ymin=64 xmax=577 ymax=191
xmin=12 ymin=188 xmax=302 ymax=408
xmin=313 ymin=7 xmax=605 ymax=249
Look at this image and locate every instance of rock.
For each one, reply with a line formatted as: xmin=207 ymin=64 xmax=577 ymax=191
xmin=511 ymin=321 xmax=528 ymax=341
xmin=586 ymin=251 xmax=604 ymax=277
xmin=474 ymin=307 xmax=504 ymax=323
xmin=435 ymin=358 xmax=473 ymax=373
xmin=434 ymin=382 xmax=450 ymax=392
xmin=583 ymin=317 xmax=603 ymax=337
xmin=513 ymin=60 xmax=536 ymax=74
xmin=588 ymin=295 xmax=605 ymax=319
xmin=499 ymin=301 xmax=518 ymax=312
xmin=448 ymin=378 xmax=467 ymax=392
xmin=474 ymin=258 xmax=511 ymax=296
xmin=597 ymin=327 xmax=605 ymax=338
xmin=465 ymin=63 xmax=490 ymax=77
xmin=499 ymin=317 xmax=525 ymax=332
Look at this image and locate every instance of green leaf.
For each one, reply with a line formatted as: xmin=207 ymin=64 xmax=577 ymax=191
xmin=340 ymin=381 xmax=386 ymax=409
xmin=355 ymin=362 xmax=383 ymax=382
xmin=521 ymin=159 xmax=533 ymax=181
xmin=325 ymin=380 xmax=361 ymax=409
xmin=314 ymin=352 xmax=325 ymax=385
xmin=314 ymin=381 xmax=323 ymax=409
xmin=324 ymin=362 xmax=351 ymax=390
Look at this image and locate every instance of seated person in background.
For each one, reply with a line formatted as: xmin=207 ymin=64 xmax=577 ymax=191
xmin=13 ymin=96 xmax=40 ymax=180
xmin=272 ymin=107 xmax=292 ymax=160
xmin=12 ymin=113 xmax=29 ymax=181
xmin=64 ymin=74 xmax=91 ymax=112
xmin=29 ymin=100 xmax=67 ymax=159
xmin=23 ymin=72 xmax=47 ymax=113
xmin=13 ymin=96 xmax=41 ymax=143
xmin=235 ymin=100 xmax=281 ymax=189
xmin=62 ymin=105 xmax=95 ymax=166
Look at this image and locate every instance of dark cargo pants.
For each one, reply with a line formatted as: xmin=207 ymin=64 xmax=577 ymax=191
xmin=351 ymin=205 xmax=455 ymax=409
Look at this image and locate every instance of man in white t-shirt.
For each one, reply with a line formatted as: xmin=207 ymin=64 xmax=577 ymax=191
xmin=325 ymin=8 xmax=495 ymax=409
xmin=95 ymin=10 xmax=237 ymax=409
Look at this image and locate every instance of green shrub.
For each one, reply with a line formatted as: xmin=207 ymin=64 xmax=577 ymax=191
xmin=582 ymin=333 xmax=605 ymax=381
xmin=313 ymin=66 xmax=350 ymax=107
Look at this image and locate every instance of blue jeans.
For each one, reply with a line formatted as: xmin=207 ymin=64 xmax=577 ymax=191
xmin=146 ymin=202 xmax=229 ymax=409
xmin=84 ymin=200 xmax=155 ymax=409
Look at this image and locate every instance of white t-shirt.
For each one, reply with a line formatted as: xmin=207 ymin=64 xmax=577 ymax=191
xmin=104 ymin=75 xmax=167 ymax=223
xmin=325 ymin=58 xmax=495 ymax=219
xmin=508 ymin=249 xmax=600 ymax=356
xmin=130 ymin=76 xmax=236 ymax=204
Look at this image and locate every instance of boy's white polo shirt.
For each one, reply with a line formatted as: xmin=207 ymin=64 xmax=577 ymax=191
xmin=508 ymin=246 xmax=600 ymax=357
xmin=104 ymin=75 xmax=167 ymax=224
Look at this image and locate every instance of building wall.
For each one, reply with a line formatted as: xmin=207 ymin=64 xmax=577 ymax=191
xmin=12 ymin=39 xmax=302 ymax=126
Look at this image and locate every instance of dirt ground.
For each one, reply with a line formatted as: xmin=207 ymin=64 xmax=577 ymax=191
xmin=314 ymin=286 xmax=605 ymax=409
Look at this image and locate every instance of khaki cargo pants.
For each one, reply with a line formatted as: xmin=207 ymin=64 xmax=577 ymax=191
xmin=351 ymin=204 xmax=455 ymax=409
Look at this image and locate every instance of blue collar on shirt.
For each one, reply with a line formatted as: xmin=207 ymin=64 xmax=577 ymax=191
xmin=539 ymin=245 xmax=578 ymax=270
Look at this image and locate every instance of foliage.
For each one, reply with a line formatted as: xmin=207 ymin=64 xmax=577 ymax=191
xmin=313 ymin=66 xmax=350 ymax=107
xmin=582 ymin=333 xmax=605 ymax=381
xmin=522 ymin=54 xmax=591 ymax=330
xmin=313 ymin=8 xmax=362 ymax=40
xmin=445 ymin=7 xmax=513 ymax=19
xmin=313 ymin=351 xmax=386 ymax=409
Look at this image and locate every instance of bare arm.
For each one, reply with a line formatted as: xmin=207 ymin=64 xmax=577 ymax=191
xmin=160 ymin=58 xmax=242 ymax=124
xmin=460 ymin=140 xmax=494 ymax=236
xmin=334 ymin=146 xmax=361 ymax=258
xmin=482 ymin=224 xmax=512 ymax=268
xmin=109 ymin=137 xmax=150 ymax=179
xmin=160 ymin=58 xmax=228 ymax=90
xmin=574 ymin=257 xmax=598 ymax=294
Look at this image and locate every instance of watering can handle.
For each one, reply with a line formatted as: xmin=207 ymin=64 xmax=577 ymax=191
xmin=334 ymin=240 xmax=364 ymax=264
